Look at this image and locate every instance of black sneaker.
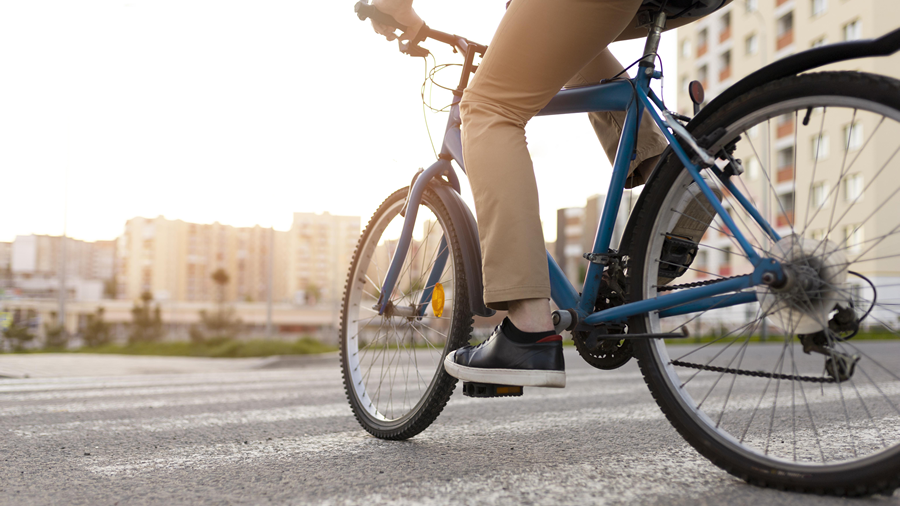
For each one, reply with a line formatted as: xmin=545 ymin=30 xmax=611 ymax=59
xmin=444 ymin=324 xmax=565 ymax=388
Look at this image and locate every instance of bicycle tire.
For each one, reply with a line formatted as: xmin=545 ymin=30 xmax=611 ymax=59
xmin=340 ymin=186 xmax=472 ymax=440
xmin=626 ymin=72 xmax=900 ymax=495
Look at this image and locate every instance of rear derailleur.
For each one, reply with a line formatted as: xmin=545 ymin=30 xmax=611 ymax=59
xmin=797 ymin=305 xmax=861 ymax=383
xmin=573 ymin=253 xmax=633 ymax=370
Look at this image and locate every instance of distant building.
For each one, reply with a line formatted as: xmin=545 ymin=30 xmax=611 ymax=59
xmin=286 ymin=212 xmax=361 ymax=304
xmin=555 ymin=192 xmax=635 ymax=287
xmin=118 ymin=216 xmax=290 ymax=303
xmin=117 ymin=212 xmax=361 ymax=305
xmin=8 ymin=234 xmax=115 ymax=300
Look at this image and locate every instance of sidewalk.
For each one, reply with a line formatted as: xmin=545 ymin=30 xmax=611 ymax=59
xmin=0 ymin=352 xmax=339 ymax=379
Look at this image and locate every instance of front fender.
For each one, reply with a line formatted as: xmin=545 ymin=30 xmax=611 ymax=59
xmin=428 ymin=181 xmax=495 ymax=318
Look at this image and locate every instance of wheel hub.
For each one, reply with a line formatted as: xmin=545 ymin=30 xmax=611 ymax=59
xmin=756 ymin=235 xmax=850 ymax=334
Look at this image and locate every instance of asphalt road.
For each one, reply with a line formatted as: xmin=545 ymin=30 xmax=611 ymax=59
xmin=2 ymin=349 xmax=899 ymax=506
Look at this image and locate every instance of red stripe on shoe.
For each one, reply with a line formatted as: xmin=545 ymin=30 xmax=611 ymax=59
xmin=536 ymin=335 xmax=562 ymax=343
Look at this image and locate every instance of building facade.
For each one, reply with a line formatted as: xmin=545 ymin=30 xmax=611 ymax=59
xmin=8 ymin=235 xmax=115 ymax=300
xmin=118 ymin=217 xmax=290 ymax=303
xmin=555 ymin=192 xmax=635 ymax=287
xmin=285 ymin=212 xmax=360 ymax=304
xmin=118 ymin=212 xmax=360 ymax=305
xmin=674 ymin=0 xmax=900 ymax=330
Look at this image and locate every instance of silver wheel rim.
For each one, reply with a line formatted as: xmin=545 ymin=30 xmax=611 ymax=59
xmin=642 ymin=94 xmax=900 ymax=468
xmin=345 ymin=196 xmax=455 ymax=424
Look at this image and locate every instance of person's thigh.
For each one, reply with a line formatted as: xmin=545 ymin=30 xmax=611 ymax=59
xmin=463 ymin=0 xmax=645 ymax=119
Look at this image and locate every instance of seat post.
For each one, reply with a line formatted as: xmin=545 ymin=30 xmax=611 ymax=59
xmin=640 ymin=11 xmax=668 ymax=71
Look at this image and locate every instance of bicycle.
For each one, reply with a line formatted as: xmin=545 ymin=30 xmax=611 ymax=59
xmin=341 ymin=0 xmax=900 ymax=496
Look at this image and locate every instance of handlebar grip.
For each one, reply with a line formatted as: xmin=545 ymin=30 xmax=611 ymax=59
xmin=354 ymin=2 xmax=408 ymax=33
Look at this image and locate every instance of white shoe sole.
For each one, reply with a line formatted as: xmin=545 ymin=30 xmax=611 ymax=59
xmin=443 ymin=352 xmax=566 ymax=388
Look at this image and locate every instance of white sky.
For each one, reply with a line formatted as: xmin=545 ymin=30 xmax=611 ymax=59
xmin=0 ymin=0 xmax=677 ymax=243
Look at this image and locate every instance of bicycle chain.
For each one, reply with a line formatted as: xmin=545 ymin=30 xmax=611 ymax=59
xmin=670 ymin=360 xmax=836 ymax=383
xmin=657 ymin=274 xmax=746 ymax=292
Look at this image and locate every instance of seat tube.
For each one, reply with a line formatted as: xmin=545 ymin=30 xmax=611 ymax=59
xmin=578 ymin=98 xmax=642 ymax=315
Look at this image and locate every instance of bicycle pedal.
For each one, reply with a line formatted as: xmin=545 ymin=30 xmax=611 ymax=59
xmin=659 ymin=234 xmax=698 ymax=278
xmin=462 ymin=382 xmax=523 ymax=398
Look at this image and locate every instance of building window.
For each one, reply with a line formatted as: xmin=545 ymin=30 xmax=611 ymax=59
xmin=844 ymin=174 xmax=864 ymax=202
xmin=811 ymin=36 xmax=828 ymax=48
xmin=843 ymin=19 xmax=862 ymax=41
xmin=812 ymin=133 xmax=830 ymax=160
xmin=777 ymin=12 xmax=794 ymax=50
xmin=745 ymin=33 xmax=759 ymax=55
xmin=776 ymin=112 xmax=794 ymax=138
xmin=776 ymin=146 xmax=794 ymax=183
xmin=720 ymin=246 xmax=732 ymax=276
xmin=681 ymin=38 xmax=692 ymax=58
xmin=844 ymin=225 xmax=864 ymax=254
xmin=811 ymin=0 xmax=827 ymax=17
xmin=745 ymin=0 xmax=758 ymax=12
xmin=812 ymin=181 xmax=829 ymax=209
xmin=680 ymin=75 xmax=689 ymax=92
xmin=697 ymin=65 xmax=708 ymax=88
xmin=844 ymin=122 xmax=864 ymax=150
xmin=746 ymin=156 xmax=760 ymax=180
xmin=719 ymin=50 xmax=732 ymax=81
xmin=697 ymin=28 xmax=709 ymax=57
xmin=719 ymin=12 xmax=731 ymax=43
xmin=778 ymin=191 xmax=795 ymax=227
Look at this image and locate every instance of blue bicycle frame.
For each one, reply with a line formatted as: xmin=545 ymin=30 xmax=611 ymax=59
xmin=375 ymin=11 xmax=787 ymax=329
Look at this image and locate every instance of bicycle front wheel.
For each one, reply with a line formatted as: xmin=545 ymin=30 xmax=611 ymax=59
xmin=340 ymin=186 xmax=472 ymax=440
xmin=627 ymin=72 xmax=900 ymax=495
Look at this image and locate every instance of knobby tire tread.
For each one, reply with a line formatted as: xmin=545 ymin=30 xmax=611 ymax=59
xmin=626 ymin=72 xmax=900 ymax=497
xmin=340 ymin=187 xmax=472 ymax=440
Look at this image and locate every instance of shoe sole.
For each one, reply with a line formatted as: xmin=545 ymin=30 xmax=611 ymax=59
xmin=443 ymin=352 xmax=566 ymax=388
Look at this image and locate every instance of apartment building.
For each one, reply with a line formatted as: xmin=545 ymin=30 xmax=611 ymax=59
xmin=674 ymin=0 xmax=900 ymax=329
xmin=285 ymin=212 xmax=360 ymax=304
xmin=8 ymin=235 xmax=115 ymax=300
xmin=678 ymin=0 xmax=900 ymax=116
xmin=118 ymin=212 xmax=360 ymax=305
xmin=118 ymin=217 xmax=290 ymax=303
xmin=555 ymin=192 xmax=635 ymax=287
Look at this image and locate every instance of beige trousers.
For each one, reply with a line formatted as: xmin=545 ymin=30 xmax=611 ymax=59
xmin=460 ymin=0 xmax=679 ymax=310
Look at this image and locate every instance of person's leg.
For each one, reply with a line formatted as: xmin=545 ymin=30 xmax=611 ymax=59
xmin=461 ymin=0 xmax=645 ymax=323
xmin=565 ymin=49 xmax=669 ymax=188
xmin=447 ymin=0 xmax=647 ymax=388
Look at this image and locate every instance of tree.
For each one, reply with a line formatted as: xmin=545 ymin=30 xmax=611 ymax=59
xmin=211 ymin=268 xmax=229 ymax=303
xmin=305 ymin=282 xmax=321 ymax=305
xmin=43 ymin=311 xmax=67 ymax=349
xmin=191 ymin=269 xmax=241 ymax=343
xmin=129 ymin=291 xmax=164 ymax=344
xmin=3 ymin=322 xmax=34 ymax=352
xmin=83 ymin=307 xmax=112 ymax=348
xmin=103 ymin=278 xmax=117 ymax=299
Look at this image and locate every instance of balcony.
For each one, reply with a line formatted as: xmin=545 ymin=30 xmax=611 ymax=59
xmin=777 ymin=166 xmax=794 ymax=183
xmin=719 ymin=265 xmax=732 ymax=276
xmin=777 ymin=118 xmax=794 ymax=138
xmin=777 ymin=29 xmax=794 ymax=50
xmin=719 ymin=27 xmax=731 ymax=43
xmin=698 ymin=43 xmax=708 ymax=57
xmin=776 ymin=0 xmax=790 ymax=5
xmin=719 ymin=66 xmax=732 ymax=82
xmin=776 ymin=210 xmax=794 ymax=228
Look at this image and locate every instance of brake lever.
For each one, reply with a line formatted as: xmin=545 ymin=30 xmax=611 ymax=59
xmin=399 ymin=41 xmax=430 ymax=58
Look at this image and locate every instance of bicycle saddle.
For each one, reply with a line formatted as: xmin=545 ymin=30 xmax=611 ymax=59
xmin=640 ymin=0 xmax=730 ymax=19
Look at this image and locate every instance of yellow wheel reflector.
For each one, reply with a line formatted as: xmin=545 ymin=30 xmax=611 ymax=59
xmin=432 ymin=282 xmax=445 ymax=318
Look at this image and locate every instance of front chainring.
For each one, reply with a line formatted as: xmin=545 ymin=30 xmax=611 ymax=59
xmin=573 ymin=330 xmax=633 ymax=370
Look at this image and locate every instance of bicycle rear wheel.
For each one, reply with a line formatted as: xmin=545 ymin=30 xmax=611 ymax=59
xmin=340 ymin=186 xmax=472 ymax=440
xmin=627 ymin=72 xmax=900 ymax=495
